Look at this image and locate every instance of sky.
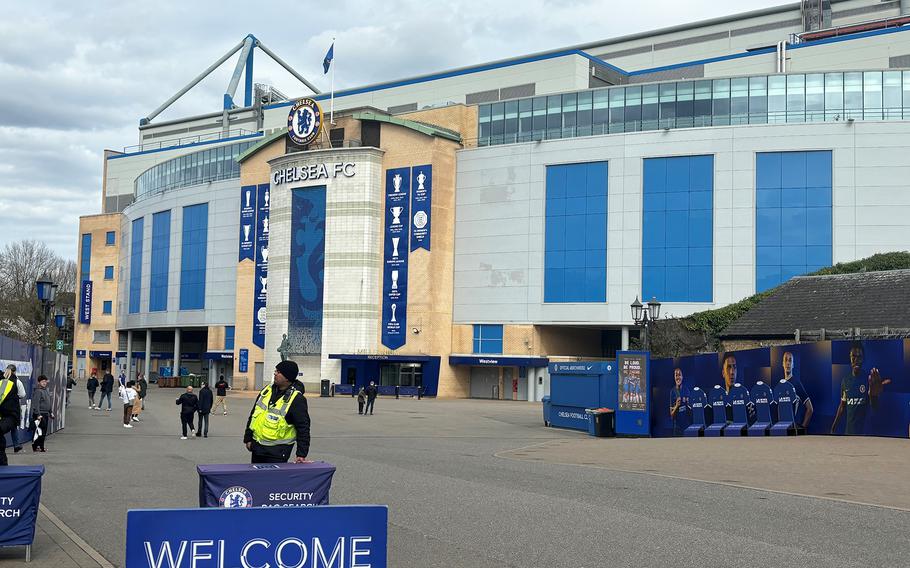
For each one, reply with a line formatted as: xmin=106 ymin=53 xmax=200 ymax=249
xmin=0 ymin=0 xmax=790 ymax=259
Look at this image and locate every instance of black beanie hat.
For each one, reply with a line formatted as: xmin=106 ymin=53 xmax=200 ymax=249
xmin=275 ymin=360 xmax=299 ymax=382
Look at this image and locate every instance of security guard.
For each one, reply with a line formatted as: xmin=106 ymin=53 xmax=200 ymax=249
xmin=0 ymin=371 xmax=22 ymax=466
xmin=244 ymin=360 xmax=311 ymax=463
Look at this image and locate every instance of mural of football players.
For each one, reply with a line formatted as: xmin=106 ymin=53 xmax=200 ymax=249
xmin=781 ymin=351 xmax=813 ymax=429
xmin=669 ymin=367 xmax=691 ymax=436
xmin=830 ymin=342 xmax=891 ymax=435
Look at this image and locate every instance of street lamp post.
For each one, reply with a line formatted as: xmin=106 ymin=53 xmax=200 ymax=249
xmin=36 ymin=279 xmax=58 ymax=375
xmin=630 ymin=296 xmax=661 ymax=352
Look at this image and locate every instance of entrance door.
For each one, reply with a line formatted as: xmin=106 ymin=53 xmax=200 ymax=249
xmin=470 ymin=367 xmax=499 ymax=399
xmin=254 ymin=362 xmax=264 ymax=390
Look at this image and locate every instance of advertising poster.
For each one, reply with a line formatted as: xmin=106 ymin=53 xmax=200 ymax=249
xmin=381 ymin=168 xmax=410 ymax=350
xmin=252 ymin=183 xmax=270 ymax=348
xmin=410 ymin=164 xmax=432 ymax=251
xmin=238 ymin=185 xmax=256 ymax=261
xmin=651 ymin=339 xmax=910 ymax=438
xmin=618 ymin=354 xmax=647 ymax=411
xmin=288 ymin=187 xmax=326 ymax=355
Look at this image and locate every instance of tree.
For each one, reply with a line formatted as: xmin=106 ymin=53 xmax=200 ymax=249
xmin=0 ymin=240 xmax=76 ymax=346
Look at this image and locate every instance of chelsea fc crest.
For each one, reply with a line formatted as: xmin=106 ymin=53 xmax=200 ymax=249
xmin=287 ymin=98 xmax=323 ymax=146
xmin=219 ymin=485 xmax=253 ymax=508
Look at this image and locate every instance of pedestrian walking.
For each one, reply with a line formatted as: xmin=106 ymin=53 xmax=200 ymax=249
xmin=0 ymin=368 xmax=21 ymax=466
xmin=196 ymin=382 xmax=213 ymax=438
xmin=119 ymin=381 xmax=137 ymax=428
xmin=30 ymin=375 xmax=53 ymax=452
xmin=86 ymin=372 xmax=99 ymax=409
xmin=213 ymin=375 xmax=230 ymax=415
xmin=136 ymin=373 xmax=148 ymax=412
xmin=243 ymin=360 xmax=310 ymax=464
xmin=65 ymin=374 xmax=76 ymax=407
xmin=131 ymin=380 xmax=143 ymax=422
xmin=118 ymin=371 xmax=126 ymax=389
xmin=365 ymin=381 xmax=378 ymax=415
xmin=5 ymin=365 xmax=26 ymax=453
xmin=357 ymin=387 xmax=366 ymax=414
xmin=175 ymin=386 xmax=199 ymax=440
xmin=99 ymin=371 xmax=114 ymax=411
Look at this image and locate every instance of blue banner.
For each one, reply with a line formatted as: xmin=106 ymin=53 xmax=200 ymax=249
xmin=197 ymin=462 xmax=335 ymax=508
xmin=381 ymin=168 xmax=409 ymax=350
xmin=126 ymin=505 xmax=388 ymax=568
xmin=239 ymin=348 xmax=249 ymax=373
xmin=410 ymin=165 xmax=431 ymax=251
xmin=289 ymin=187 xmax=326 ymax=355
xmin=79 ymin=280 xmax=92 ymax=324
xmin=0 ymin=466 xmax=44 ymax=546
xmin=238 ymin=185 xmax=256 ymax=262
xmin=252 ymin=183 xmax=270 ymax=349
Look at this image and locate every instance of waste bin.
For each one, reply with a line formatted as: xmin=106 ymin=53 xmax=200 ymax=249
xmin=320 ymin=379 xmax=331 ymax=397
xmin=584 ymin=409 xmax=598 ymax=436
xmin=593 ymin=408 xmax=616 ymax=438
xmin=542 ymin=396 xmax=552 ymax=426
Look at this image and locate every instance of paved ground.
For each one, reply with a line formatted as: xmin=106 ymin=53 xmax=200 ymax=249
xmin=5 ymin=389 xmax=909 ymax=567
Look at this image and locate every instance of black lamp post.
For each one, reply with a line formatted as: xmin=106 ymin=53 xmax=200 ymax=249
xmin=36 ymin=279 xmax=58 ymax=373
xmin=630 ymin=295 xmax=661 ymax=352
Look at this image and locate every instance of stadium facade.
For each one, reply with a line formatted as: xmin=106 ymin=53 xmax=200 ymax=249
xmin=74 ymin=0 xmax=910 ymax=398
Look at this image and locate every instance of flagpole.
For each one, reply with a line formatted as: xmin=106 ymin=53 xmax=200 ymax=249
xmin=330 ymin=37 xmax=335 ymax=125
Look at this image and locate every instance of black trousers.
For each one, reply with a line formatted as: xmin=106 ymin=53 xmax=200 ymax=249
xmin=180 ymin=412 xmax=195 ymax=436
xmin=358 ymin=400 xmax=364 ymax=414
xmin=196 ymin=412 xmax=209 ymax=436
xmin=32 ymin=414 xmax=49 ymax=450
xmin=365 ymin=398 xmax=375 ymax=414
xmin=0 ymin=436 xmax=7 ymax=466
xmin=251 ymin=452 xmax=288 ymax=463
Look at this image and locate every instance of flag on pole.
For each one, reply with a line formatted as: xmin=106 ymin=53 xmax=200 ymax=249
xmin=323 ymin=42 xmax=334 ymax=74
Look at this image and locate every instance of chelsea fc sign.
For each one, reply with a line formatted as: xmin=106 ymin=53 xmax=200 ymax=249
xmin=287 ymin=98 xmax=323 ymax=146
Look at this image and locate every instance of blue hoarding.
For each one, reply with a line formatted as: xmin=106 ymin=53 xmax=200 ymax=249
xmin=410 ymin=165 xmax=431 ymax=251
xmin=288 ymin=187 xmax=326 ymax=355
xmin=252 ymin=183 xmax=270 ymax=349
xmin=381 ymin=168 xmax=409 ymax=350
xmin=0 ymin=466 xmax=43 ymax=547
xmin=239 ymin=348 xmax=249 ymax=373
xmin=79 ymin=280 xmax=93 ymax=324
xmin=126 ymin=505 xmax=388 ymax=568
xmin=238 ymin=185 xmax=256 ymax=262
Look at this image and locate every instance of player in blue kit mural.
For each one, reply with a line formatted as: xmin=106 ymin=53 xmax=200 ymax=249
xmin=830 ymin=342 xmax=891 ymax=435
xmin=669 ymin=367 xmax=691 ymax=436
xmin=781 ymin=351 xmax=813 ymax=429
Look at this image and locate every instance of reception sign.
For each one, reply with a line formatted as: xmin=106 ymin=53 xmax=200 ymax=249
xmin=381 ymin=168 xmax=410 ymax=350
xmin=410 ymin=165 xmax=432 ymax=251
xmin=252 ymin=183 xmax=270 ymax=349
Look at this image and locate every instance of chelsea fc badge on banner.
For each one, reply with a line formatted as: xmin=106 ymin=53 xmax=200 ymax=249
xmin=287 ymin=98 xmax=323 ymax=146
xmin=219 ymin=485 xmax=253 ymax=508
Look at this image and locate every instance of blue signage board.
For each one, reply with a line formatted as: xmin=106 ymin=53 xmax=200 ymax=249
xmin=197 ymin=462 xmax=335 ymax=508
xmin=126 ymin=505 xmax=388 ymax=568
xmin=450 ymin=355 xmax=548 ymax=367
xmin=0 ymin=466 xmax=44 ymax=547
xmin=410 ymin=165 xmax=431 ymax=251
xmin=79 ymin=280 xmax=93 ymax=323
xmin=238 ymin=185 xmax=257 ymax=261
xmin=616 ymin=351 xmax=651 ymax=436
xmin=252 ymin=183 xmax=270 ymax=348
xmin=76 ymin=349 xmax=86 ymax=358
xmin=239 ymin=348 xmax=249 ymax=373
xmin=381 ymin=168 xmax=409 ymax=350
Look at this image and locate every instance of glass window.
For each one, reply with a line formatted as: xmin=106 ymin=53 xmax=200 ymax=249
xmin=576 ymin=91 xmax=593 ymax=136
xmin=532 ymin=96 xmax=547 ymax=135
xmin=731 ymin=78 xmax=749 ymax=125
xmin=490 ymin=102 xmax=504 ymax=144
xmin=102 ymin=301 xmax=112 ymax=315
xmin=825 ymin=73 xmax=844 ymax=120
xmin=658 ymin=82 xmax=676 ymax=128
xmin=472 ymin=324 xmax=504 ymax=354
xmin=609 ymin=88 xmax=625 ymax=133
xmin=546 ymin=95 xmax=562 ymax=137
xmin=104 ymin=265 xmax=114 ymax=280
xmin=883 ymin=71 xmax=902 ymax=120
xmin=561 ymin=93 xmax=577 ymax=136
xmin=504 ymin=100 xmax=519 ymax=143
xmin=105 ymin=231 xmax=116 ymax=246
xmin=624 ymin=86 xmax=642 ymax=132
xmin=641 ymin=84 xmax=659 ymax=130
xmin=224 ymin=326 xmax=235 ymax=350
xmin=904 ymin=71 xmax=910 ymax=119
xmin=863 ymin=71 xmax=883 ymax=120
xmin=805 ymin=74 xmax=825 ymax=122
xmin=518 ymin=98 xmax=533 ymax=140
xmin=93 ymin=330 xmax=110 ymax=344
xmin=592 ymin=89 xmax=609 ymax=135
xmin=676 ymin=81 xmax=694 ymax=128
xmin=712 ymin=79 xmax=731 ymax=126
xmin=694 ymin=80 xmax=712 ymax=127
xmin=786 ymin=74 xmax=805 ymax=123
xmin=844 ymin=72 xmax=863 ymax=120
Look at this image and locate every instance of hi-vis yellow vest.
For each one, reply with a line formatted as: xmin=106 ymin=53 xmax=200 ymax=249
xmin=0 ymin=378 xmax=14 ymax=414
xmin=250 ymin=384 xmax=301 ymax=446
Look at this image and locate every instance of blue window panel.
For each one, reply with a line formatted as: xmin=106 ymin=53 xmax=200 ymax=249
xmin=585 ymin=249 xmax=606 ymax=269
xmin=584 ymin=268 xmax=607 ymax=302
xmin=473 ymin=338 xmax=482 ymax=354
xmin=586 ymin=194 xmax=607 ymax=215
xmin=666 ymin=158 xmax=689 ymax=192
xmin=756 ymin=266 xmax=781 ymax=292
xmin=180 ymin=203 xmax=208 ymax=310
xmin=545 ymin=216 xmax=565 ymax=251
xmin=587 ymin=162 xmax=608 ymax=195
xmin=585 ymin=215 xmax=606 ymax=250
xmin=805 ymin=151 xmax=833 ymax=188
xmin=757 ymin=246 xmax=781 ymax=266
xmin=781 ymin=208 xmax=807 ymax=246
xmin=102 ymin=301 xmax=112 ymax=314
xmin=545 ymin=250 xmax=565 ymax=269
xmin=667 ymin=247 xmax=689 ymax=267
xmin=642 ymin=247 xmax=665 ymax=268
xmin=225 ymin=326 xmax=235 ymax=350
xmin=564 ymin=215 xmax=586 ymax=250
xmin=565 ymin=196 xmax=586 ymax=215
xmin=564 ymin=268 xmax=585 ymax=301
xmin=105 ymin=231 xmax=116 ymax=246
xmin=665 ymin=267 xmax=689 ymax=301
xmin=781 ymin=152 xmax=807 ymax=188
xmin=806 ymin=185 xmax=832 ymax=207
xmin=756 ymin=188 xmax=781 ymax=209
xmin=781 ymin=265 xmax=806 ymax=281
xmin=544 ymin=269 xmax=565 ymax=302
xmin=149 ymin=210 xmax=171 ymax=312
xmin=806 ymin=207 xmax=832 ymax=244
xmin=546 ymin=166 xmax=566 ymax=200
xmin=688 ymin=268 xmax=713 ymax=302
xmin=756 ymin=208 xmax=782 ymax=246
xmin=806 ymin=245 xmax=832 ymax=267
xmin=565 ymin=250 xmax=585 ymax=269
xmin=643 ymin=159 xmax=667 ymax=193
xmin=103 ymin=265 xmax=114 ymax=280
xmin=689 ymin=190 xmax=712 ymax=211
xmin=565 ymin=166 xmax=586 ymax=197
xmin=547 ymin=197 xmax=565 ymax=216
xmin=643 ymin=192 xmax=666 ymax=212
xmin=665 ymin=192 xmax=688 ymax=211
xmin=781 ymin=245 xmax=807 ymax=266
xmin=689 ymin=246 xmax=713 ymax=267
xmin=756 ymin=153 xmax=782 ymax=189
xmin=80 ymin=234 xmax=92 ymax=282
xmin=689 ymin=156 xmax=714 ymax=191
xmin=781 ymin=187 xmax=806 ymax=208
xmin=688 ymin=210 xmax=712 ymax=247
xmin=129 ymin=218 xmax=144 ymax=314
xmin=643 ymin=211 xmax=667 ymax=247
xmin=482 ymin=324 xmax=503 ymax=341
xmin=642 ymin=267 xmax=666 ymax=300
xmin=666 ymin=214 xmax=689 ymax=247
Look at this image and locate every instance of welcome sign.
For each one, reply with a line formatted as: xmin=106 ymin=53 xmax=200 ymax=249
xmin=126 ymin=506 xmax=387 ymax=568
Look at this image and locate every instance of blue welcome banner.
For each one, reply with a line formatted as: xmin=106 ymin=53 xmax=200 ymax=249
xmin=79 ymin=280 xmax=93 ymax=324
xmin=410 ymin=165 xmax=431 ymax=251
xmin=252 ymin=183 xmax=270 ymax=349
xmin=381 ymin=168 xmax=409 ymax=350
xmin=238 ymin=185 xmax=256 ymax=262
xmin=126 ymin=505 xmax=388 ymax=568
